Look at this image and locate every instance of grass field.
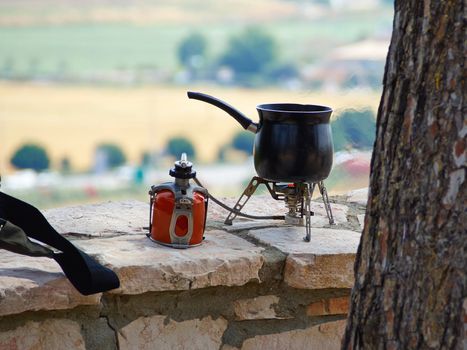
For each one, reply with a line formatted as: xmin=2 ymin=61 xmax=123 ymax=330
xmin=0 ymin=82 xmax=381 ymax=173
xmin=0 ymin=2 xmax=393 ymax=79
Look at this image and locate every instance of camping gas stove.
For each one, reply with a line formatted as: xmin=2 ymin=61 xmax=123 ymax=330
xmin=197 ymin=176 xmax=335 ymax=242
xmin=188 ymin=91 xmax=336 ymax=242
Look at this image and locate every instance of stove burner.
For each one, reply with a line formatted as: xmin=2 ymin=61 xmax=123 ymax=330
xmin=224 ymin=177 xmax=335 ymax=242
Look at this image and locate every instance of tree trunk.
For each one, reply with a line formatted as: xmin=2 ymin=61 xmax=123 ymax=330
xmin=342 ymin=1 xmax=465 ymax=349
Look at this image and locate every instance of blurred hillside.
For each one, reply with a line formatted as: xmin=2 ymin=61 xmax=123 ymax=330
xmin=0 ymin=0 xmax=393 ymax=88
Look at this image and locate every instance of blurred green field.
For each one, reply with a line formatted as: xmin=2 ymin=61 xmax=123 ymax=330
xmin=0 ymin=7 xmax=393 ymax=78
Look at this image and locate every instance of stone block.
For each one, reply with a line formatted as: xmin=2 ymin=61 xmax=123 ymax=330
xmin=221 ymin=345 xmax=240 ymax=350
xmin=208 ymin=195 xmax=348 ymax=230
xmin=357 ymin=214 xmax=366 ymax=230
xmin=307 ymin=201 xmax=349 ymax=226
xmin=249 ymin=227 xmax=360 ymax=289
xmin=307 ymin=300 xmax=327 ymax=316
xmin=118 ymin=315 xmax=228 ymax=350
xmin=44 ymin=200 xmax=148 ymax=237
xmin=307 ymin=296 xmax=350 ymax=316
xmin=0 ymin=251 xmax=100 ymax=316
xmin=240 ymin=319 xmax=346 ymax=350
xmin=329 ymin=296 xmax=350 ymax=314
xmin=207 ymin=195 xmax=288 ymax=223
xmin=74 ymin=230 xmax=264 ymax=294
xmin=44 ymin=200 xmax=265 ymax=294
xmin=285 ymin=253 xmax=356 ymax=289
xmin=233 ymin=295 xmax=283 ymax=320
xmin=0 ymin=319 xmax=85 ymax=350
xmin=346 ymin=188 xmax=369 ymax=205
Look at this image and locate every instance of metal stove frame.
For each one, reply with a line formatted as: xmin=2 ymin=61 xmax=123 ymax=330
xmin=224 ymin=176 xmax=335 ymax=242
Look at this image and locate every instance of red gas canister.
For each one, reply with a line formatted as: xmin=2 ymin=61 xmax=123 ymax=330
xmin=148 ymin=154 xmax=208 ymax=248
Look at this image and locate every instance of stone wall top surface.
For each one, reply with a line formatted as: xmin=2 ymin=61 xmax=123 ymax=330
xmin=0 ymin=188 xmax=367 ymax=317
xmin=0 ymin=251 xmax=100 ymax=317
xmin=44 ymin=200 xmax=148 ymax=237
xmin=74 ymin=230 xmax=264 ymax=295
xmin=248 ymin=227 xmax=360 ymax=289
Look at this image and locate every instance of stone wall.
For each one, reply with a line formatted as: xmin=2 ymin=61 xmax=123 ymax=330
xmin=0 ymin=188 xmax=368 ymax=350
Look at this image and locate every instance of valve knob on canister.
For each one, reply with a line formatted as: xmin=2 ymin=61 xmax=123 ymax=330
xmin=148 ymin=153 xmax=208 ymax=248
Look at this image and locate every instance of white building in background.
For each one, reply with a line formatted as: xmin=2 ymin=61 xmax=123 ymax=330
xmin=301 ymin=38 xmax=390 ymax=91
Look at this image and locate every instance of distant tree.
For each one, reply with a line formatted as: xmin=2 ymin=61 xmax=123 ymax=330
xmin=331 ymin=109 xmax=376 ymax=151
xmin=166 ymin=137 xmax=196 ymax=159
xmin=177 ymin=32 xmax=207 ymax=67
xmin=141 ymin=151 xmax=152 ymax=167
xmin=266 ymin=63 xmax=299 ymax=83
xmin=217 ymin=145 xmax=228 ymax=162
xmin=219 ymin=27 xmax=278 ymax=81
xmin=231 ymin=131 xmax=255 ymax=155
xmin=1 ymin=57 xmax=14 ymax=78
xmin=60 ymin=157 xmax=72 ymax=173
xmin=10 ymin=143 xmax=50 ymax=171
xmin=96 ymin=143 xmax=126 ymax=169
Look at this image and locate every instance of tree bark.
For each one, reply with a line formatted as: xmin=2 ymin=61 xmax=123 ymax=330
xmin=343 ymin=1 xmax=465 ymax=349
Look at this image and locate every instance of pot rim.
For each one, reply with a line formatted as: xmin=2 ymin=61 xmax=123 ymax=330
xmin=256 ymin=103 xmax=332 ymax=114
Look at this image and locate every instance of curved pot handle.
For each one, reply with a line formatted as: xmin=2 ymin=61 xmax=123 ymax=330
xmin=187 ymin=91 xmax=258 ymax=133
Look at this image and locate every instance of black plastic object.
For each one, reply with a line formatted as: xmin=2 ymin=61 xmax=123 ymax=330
xmin=169 ymin=153 xmax=196 ymax=179
xmin=187 ymin=92 xmax=334 ymax=183
xmin=0 ymin=192 xmax=120 ymax=295
xmin=0 ymin=219 xmax=54 ymax=257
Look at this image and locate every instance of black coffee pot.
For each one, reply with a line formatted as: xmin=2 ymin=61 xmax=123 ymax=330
xmin=187 ymin=91 xmax=333 ymax=183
